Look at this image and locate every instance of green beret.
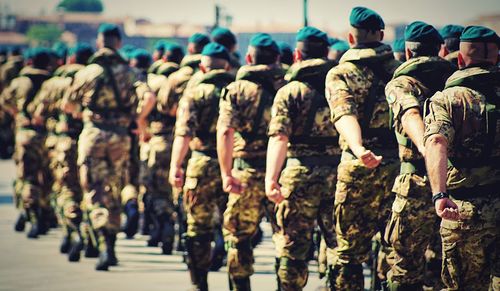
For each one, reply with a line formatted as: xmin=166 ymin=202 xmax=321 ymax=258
xmin=276 ymin=41 xmax=293 ymax=65
xmin=154 ymin=40 xmax=169 ymax=52
xmin=98 ymin=23 xmax=121 ymax=39
xmin=164 ymin=43 xmax=184 ymax=56
xmin=393 ymin=38 xmax=405 ymax=53
xmin=296 ymin=26 xmax=329 ymax=45
xmin=439 ymin=25 xmax=464 ymax=39
xmin=131 ymin=48 xmax=152 ymax=68
xmin=211 ymin=27 xmax=237 ymax=49
xmin=52 ymin=41 xmax=68 ymax=59
xmin=350 ymin=6 xmax=385 ymax=30
xmin=69 ymin=42 xmax=94 ymax=57
xmin=461 ymin=25 xmax=500 ymax=45
xmin=189 ymin=33 xmax=210 ymax=47
xmin=331 ymin=40 xmax=350 ymax=52
xmin=120 ymin=44 xmax=136 ymax=60
xmin=201 ymin=42 xmax=230 ymax=62
xmin=250 ymin=33 xmax=279 ymax=54
xmin=329 ymin=37 xmax=340 ymax=46
xmin=405 ymin=21 xmax=443 ymax=44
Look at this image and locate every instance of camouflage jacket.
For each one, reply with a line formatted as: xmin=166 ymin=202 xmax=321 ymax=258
xmin=174 ymin=69 xmax=234 ymax=152
xmin=33 ymin=63 xmax=85 ymax=136
xmin=149 ymin=54 xmax=203 ymax=134
xmin=385 ymin=56 xmax=455 ymax=163
xmin=0 ymin=66 xmax=51 ymax=130
xmin=218 ymin=64 xmax=286 ymax=159
xmin=424 ymin=65 xmax=500 ymax=190
xmin=63 ymin=47 xmax=140 ymax=129
xmin=268 ymin=58 xmax=340 ymax=158
xmin=0 ymin=55 xmax=24 ymax=92
xmin=444 ymin=50 xmax=459 ymax=67
xmin=325 ymin=42 xmax=401 ymax=153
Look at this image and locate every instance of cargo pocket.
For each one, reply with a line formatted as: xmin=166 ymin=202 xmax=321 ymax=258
xmin=384 ymin=195 xmax=407 ymax=246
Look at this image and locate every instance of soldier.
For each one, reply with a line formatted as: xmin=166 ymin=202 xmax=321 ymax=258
xmin=325 ymin=7 xmax=401 ymax=290
xmin=328 ymin=40 xmax=349 ymax=63
xmin=0 ymin=48 xmax=52 ymax=238
xmin=265 ymin=26 xmax=338 ymax=291
xmin=383 ymin=21 xmax=455 ymax=290
xmin=216 ymin=33 xmax=286 ymax=290
xmin=392 ymin=38 xmax=406 ymax=62
xmin=154 ymin=33 xmax=210 ymax=252
xmin=0 ymin=47 xmax=24 ymax=92
xmin=168 ymin=43 xmax=234 ymax=291
xmin=211 ymin=27 xmax=241 ymax=75
xmin=62 ymin=23 xmax=152 ymax=271
xmin=149 ymin=40 xmax=169 ymax=73
xmin=147 ymin=43 xmax=183 ymax=96
xmin=276 ymin=41 xmax=293 ymax=70
xmin=438 ymin=25 xmax=465 ymax=66
xmin=424 ymin=26 xmax=499 ymax=291
xmin=31 ymin=43 xmax=94 ymax=261
xmin=121 ymin=48 xmax=155 ymax=240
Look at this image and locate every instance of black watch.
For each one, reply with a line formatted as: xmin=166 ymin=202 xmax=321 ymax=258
xmin=432 ymin=192 xmax=449 ymax=204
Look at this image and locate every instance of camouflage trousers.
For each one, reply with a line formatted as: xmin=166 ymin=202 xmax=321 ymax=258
xmin=52 ymin=135 xmax=82 ymax=233
xmin=332 ymin=156 xmax=398 ymax=291
xmin=13 ymin=129 xmax=50 ymax=211
xmin=183 ymin=151 xmax=225 ymax=271
xmin=273 ymin=160 xmax=337 ymax=291
xmin=140 ymin=134 xmax=174 ymax=218
xmin=440 ymin=196 xmax=499 ymax=291
xmin=77 ymin=125 xmax=130 ymax=235
xmin=223 ymin=160 xmax=275 ymax=279
xmin=384 ymin=172 xmax=441 ymax=289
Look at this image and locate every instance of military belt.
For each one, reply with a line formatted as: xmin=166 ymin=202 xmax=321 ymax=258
xmin=449 ymin=182 xmax=500 ymax=200
xmin=400 ymin=160 xmax=426 ymax=176
xmin=286 ymin=155 xmax=340 ymax=168
xmin=87 ymin=122 xmax=128 ymax=135
xmin=233 ymin=157 xmax=266 ymax=170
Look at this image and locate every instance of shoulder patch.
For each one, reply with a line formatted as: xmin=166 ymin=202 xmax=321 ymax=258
xmin=386 ymin=92 xmax=396 ymax=104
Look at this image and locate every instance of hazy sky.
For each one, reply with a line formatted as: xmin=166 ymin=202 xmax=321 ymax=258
xmin=3 ymin=0 xmax=499 ymax=32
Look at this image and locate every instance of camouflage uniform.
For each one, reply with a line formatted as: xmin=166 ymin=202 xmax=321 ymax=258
xmin=268 ymin=58 xmax=339 ymax=290
xmin=174 ymin=69 xmax=234 ymax=275
xmin=444 ymin=51 xmax=459 ymax=67
xmin=383 ymin=56 xmax=455 ymax=289
xmin=0 ymin=66 xmax=51 ymax=236
xmin=0 ymin=55 xmax=23 ymax=159
xmin=147 ymin=60 xmax=179 ymax=95
xmin=217 ymin=64 xmax=286 ymax=282
xmin=424 ymin=65 xmax=500 ymax=291
xmin=64 ymin=48 xmax=143 ymax=259
xmin=34 ymin=64 xmax=86 ymax=240
xmin=325 ymin=43 xmax=401 ymax=290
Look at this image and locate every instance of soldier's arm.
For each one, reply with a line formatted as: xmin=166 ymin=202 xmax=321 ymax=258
xmin=326 ymin=69 xmax=381 ymax=168
xmin=386 ymin=77 xmax=425 ymax=155
xmin=216 ymin=85 xmax=244 ymax=193
xmin=265 ymin=88 xmax=291 ymax=204
xmin=424 ymin=92 xmax=459 ymax=220
xmin=0 ymin=80 xmax=19 ymax=116
xmin=169 ymin=95 xmax=194 ymax=188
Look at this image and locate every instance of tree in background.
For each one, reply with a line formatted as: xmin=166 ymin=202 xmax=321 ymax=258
xmin=57 ymin=0 xmax=104 ymax=13
xmin=26 ymin=24 xmax=62 ymax=46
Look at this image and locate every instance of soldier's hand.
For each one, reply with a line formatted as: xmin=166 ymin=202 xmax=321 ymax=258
xmin=222 ymin=175 xmax=244 ymax=194
xmin=358 ymin=149 xmax=382 ymax=169
xmin=265 ymin=179 xmax=284 ymax=204
xmin=435 ymin=198 xmax=460 ymax=221
xmin=169 ymin=166 xmax=185 ymax=189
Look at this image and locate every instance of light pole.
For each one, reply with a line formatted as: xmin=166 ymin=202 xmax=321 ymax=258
xmin=303 ymin=0 xmax=309 ymax=27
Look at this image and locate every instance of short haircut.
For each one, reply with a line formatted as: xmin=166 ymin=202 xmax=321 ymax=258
xmin=405 ymin=41 xmax=441 ymax=57
xmin=296 ymin=41 xmax=328 ymax=60
xmin=444 ymin=37 xmax=460 ymax=52
xmin=249 ymin=46 xmax=279 ymax=65
xmin=200 ymin=55 xmax=228 ymax=70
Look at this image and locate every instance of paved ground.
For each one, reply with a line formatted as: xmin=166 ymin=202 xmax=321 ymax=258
xmin=0 ymin=159 xmax=335 ymax=291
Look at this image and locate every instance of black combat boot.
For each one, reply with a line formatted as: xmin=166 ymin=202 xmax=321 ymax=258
xmin=26 ymin=207 xmax=40 ymax=239
xmin=95 ymin=230 xmax=116 ymax=271
xmin=185 ymin=235 xmax=210 ymax=291
xmin=84 ymin=233 xmax=100 ymax=258
xmin=160 ymin=217 xmax=175 ymax=255
xmin=60 ymin=231 xmax=72 ymax=254
xmin=68 ymin=229 xmax=84 ymax=262
xmin=14 ymin=212 xmax=26 ymax=232
xmin=229 ymin=275 xmax=251 ymax=291
xmin=106 ymin=233 xmax=118 ymax=266
xmin=123 ymin=199 xmax=139 ymax=239
xmin=210 ymin=227 xmax=226 ymax=271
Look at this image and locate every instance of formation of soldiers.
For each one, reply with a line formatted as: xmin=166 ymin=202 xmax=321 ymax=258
xmin=0 ymin=5 xmax=498 ymax=291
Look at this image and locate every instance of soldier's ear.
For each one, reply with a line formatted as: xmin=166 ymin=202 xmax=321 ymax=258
xmin=293 ymin=48 xmax=302 ymax=63
xmin=348 ymin=33 xmax=356 ymax=47
xmin=405 ymin=47 xmax=413 ymax=60
xmin=245 ymin=53 xmax=252 ymax=65
xmin=379 ymin=30 xmax=384 ymax=42
xmin=457 ymin=52 xmax=466 ymax=69
xmin=199 ymin=63 xmax=207 ymax=73
xmin=439 ymin=45 xmax=449 ymax=58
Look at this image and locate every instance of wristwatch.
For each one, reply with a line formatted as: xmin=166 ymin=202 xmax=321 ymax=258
xmin=432 ymin=192 xmax=449 ymax=204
